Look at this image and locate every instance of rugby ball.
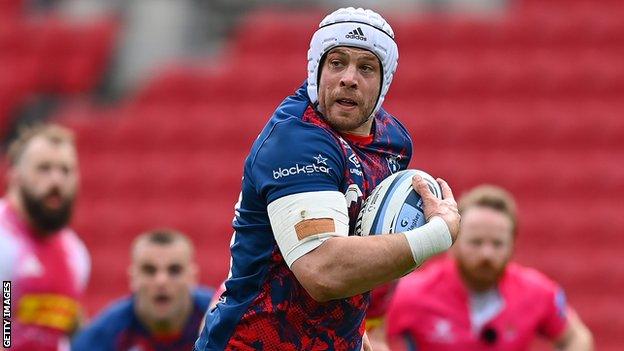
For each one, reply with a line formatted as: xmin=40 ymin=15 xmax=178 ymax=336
xmin=355 ymin=169 xmax=442 ymax=236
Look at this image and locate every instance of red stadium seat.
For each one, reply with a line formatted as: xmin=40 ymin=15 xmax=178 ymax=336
xmin=0 ymin=0 xmax=24 ymax=20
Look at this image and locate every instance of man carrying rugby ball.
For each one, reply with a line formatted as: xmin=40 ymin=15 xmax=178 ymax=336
xmin=195 ymin=7 xmax=460 ymax=351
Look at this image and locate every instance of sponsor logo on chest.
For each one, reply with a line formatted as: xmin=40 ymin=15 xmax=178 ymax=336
xmin=429 ymin=318 xmax=455 ymax=343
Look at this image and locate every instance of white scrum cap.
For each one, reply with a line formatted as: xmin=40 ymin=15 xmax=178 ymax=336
xmin=306 ymin=7 xmax=399 ymax=118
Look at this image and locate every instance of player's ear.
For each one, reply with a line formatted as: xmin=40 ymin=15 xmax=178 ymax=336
xmin=189 ymin=263 xmax=199 ymax=286
xmin=6 ymin=165 xmax=20 ymax=188
xmin=128 ymin=265 xmax=137 ymax=292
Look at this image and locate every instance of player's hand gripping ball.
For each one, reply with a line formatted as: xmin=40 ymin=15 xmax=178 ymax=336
xmin=355 ymin=169 xmax=442 ymax=236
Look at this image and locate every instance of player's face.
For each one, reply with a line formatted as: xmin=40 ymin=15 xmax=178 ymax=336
xmin=453 ymin=207 xmax=514 ymax=291
xmin=13 ymin=137 xmax=79 ymax=234
xmin=131 ymin=241 xmax=197 ymax=324
xmin=317 ymin=47 xmax=381 ymax=135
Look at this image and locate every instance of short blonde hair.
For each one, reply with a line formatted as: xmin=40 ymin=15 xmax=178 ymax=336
xmin=7 ymin=123 xmax=75 ymax=166
xmin=458 ymin=185 xmax=518 ymax=235
xmin=131 ymin=228 xmax=195 ymax=260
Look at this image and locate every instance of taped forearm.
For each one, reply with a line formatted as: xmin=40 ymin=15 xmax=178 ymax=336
xmin=403 ymin=216 xmax=452 ymax=266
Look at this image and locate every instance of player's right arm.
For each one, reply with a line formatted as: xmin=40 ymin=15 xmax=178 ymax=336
xmin=71 ymin=299 xmax=132 ymax=351
xmin=255 ymin=119 xmax=459 ymax=302
xmin=289 ymin=177 xmax=458 ymax=301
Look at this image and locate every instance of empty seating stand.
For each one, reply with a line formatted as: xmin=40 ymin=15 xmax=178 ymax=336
xmin=0 ymin=9 xmax=117 ymax=137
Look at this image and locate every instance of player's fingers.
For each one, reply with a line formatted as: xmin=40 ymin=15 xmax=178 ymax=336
xmin=437 ymin=178 xmax=455 ymax=202
xmin=412 ymin=175 xmax=436 ymax=202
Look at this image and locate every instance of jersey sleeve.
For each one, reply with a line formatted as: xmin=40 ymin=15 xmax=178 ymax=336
xmin=66 ymin=231 xmax=91 ymax=292
xmin=71 ymin=298 xmax=132 ymax=351
xmin=0 ymin=230 xmax=19 ymax=281
xmin=251 ymin=119 xmax=344 ymax=204
xmin=71 ymin=320 xmax=117 ymax=351
xmin=537 ymin=284 xmax=569 ymax=339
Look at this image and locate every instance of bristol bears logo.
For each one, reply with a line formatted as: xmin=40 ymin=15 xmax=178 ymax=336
xmin=386 ymin=155 xmax=401 ymax=173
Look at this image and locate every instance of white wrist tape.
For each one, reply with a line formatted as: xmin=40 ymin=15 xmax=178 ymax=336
xmin=404 ymin=216 xmax=452 ymax=266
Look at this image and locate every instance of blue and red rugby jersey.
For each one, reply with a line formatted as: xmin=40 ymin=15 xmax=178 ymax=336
xmin=195 ymin=82 xmax=412 ymax=351
xmin=72 ymin=288 xmax=212 ymax=351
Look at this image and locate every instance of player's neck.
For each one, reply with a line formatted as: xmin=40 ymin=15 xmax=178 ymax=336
xmin=459 ymin=273 xmax=497 ymax=293
xmin=455 ymin=263 xmax=499 ymax=293
xmin=346 ymin=117 xmax=374 ymax=136
xmin=139 ymin=299 xmax=193 ymax=336
xmin=341 ymin=131 xmax=374 ymax=145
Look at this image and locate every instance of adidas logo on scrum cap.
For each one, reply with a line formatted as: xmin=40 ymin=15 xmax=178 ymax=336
xmin=345 ymin=27 xmax=367 ymax=41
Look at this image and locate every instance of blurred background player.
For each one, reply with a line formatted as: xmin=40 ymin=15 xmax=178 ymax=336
xmin=195 ymin=7 xmax=460 ymax=351
xmin=364 ymin=282 xmax=395 ymax=351
xmin=386 ymin=185 xmax=594 ymax=350
xmin=0 ymin=124 xmax=89 ymax=351
xmin=71 ymin=229 xmax=213 ymax=351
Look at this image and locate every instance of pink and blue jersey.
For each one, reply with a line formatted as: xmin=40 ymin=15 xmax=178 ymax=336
xmin=387 ymin=257 xmax=569 ymax=351
xmin=195 ymin=82 xmax=412 ymax=350
xmin=0 ymin=199 xmax=90 ymax=351
xmin=71 ymin=288 xmax=212 ymax=351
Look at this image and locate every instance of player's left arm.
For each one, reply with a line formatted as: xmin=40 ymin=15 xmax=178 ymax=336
xmin=553 ymin=309 xmax=594 ymax=351
xmin=67 ymin=232 xmax=92 ymax=333
xmin=539 ymin=281 xmax=593 ymax=351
